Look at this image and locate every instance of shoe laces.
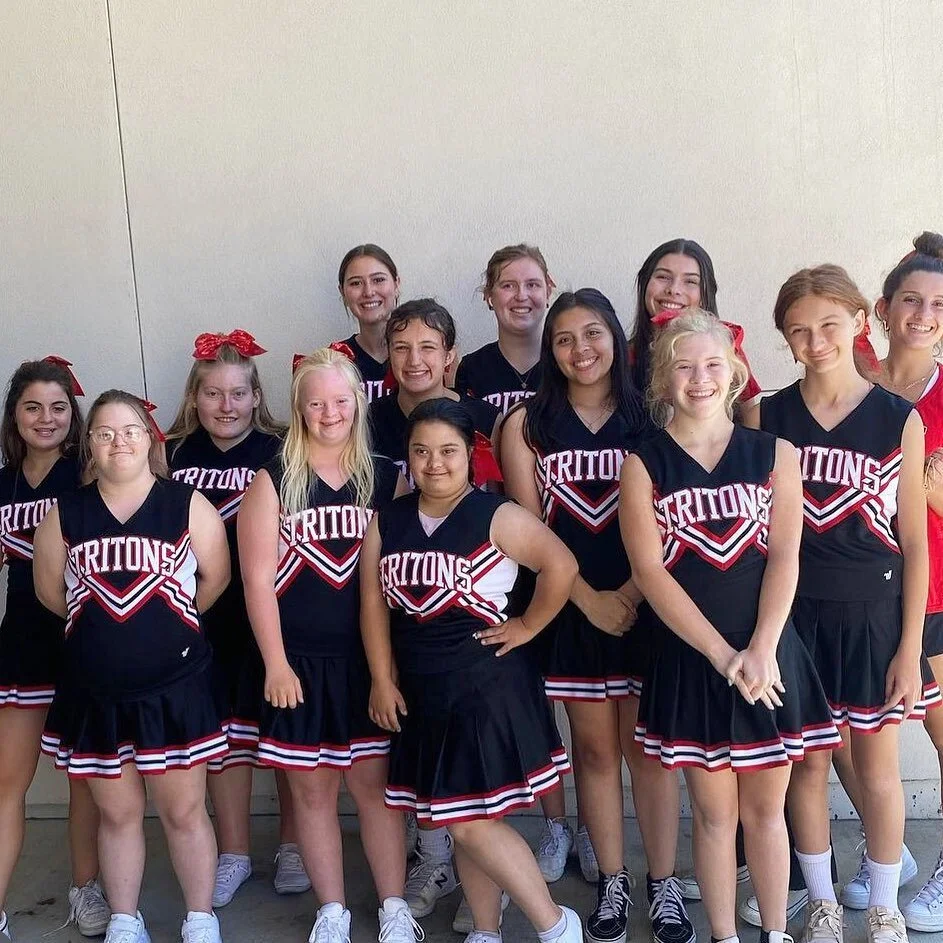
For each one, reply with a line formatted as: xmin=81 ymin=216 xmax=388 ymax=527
xmin=46 ymin=882 xmax=110 ymax=937
xmin=104 ymin=923 xmax=143 ymax=943
xmin=649 ymin=876 xmax=686 ymax=925
xmin=595 ymin=872 xmax=633 ymax=923
xmin=378 ymin=907 xmax=425 ymax=943
xmin=913 ymin=855 xmax=943 ymax=906
xmin=464 ymin=934 xmax=499 ymax=943
xmin=807 ymin=901 xmax=843 ymax=939
xmin=851 ymin=839 xmax=870 ymax=883
xmin=276 ymin=847 xmax=305 ymax=873
xmin=867 ymin=907 xmax=905 ymax=943
xmin=217 ymin=858 xmax=247 ymax=883
xmin=309 ymin=910 xmax=351 ymax=943
xmin=537 ymin=820 xmax=566 ymax=858
xmin=405 ymin=851 xmax=444 ymax=895
xmin=183 ymin=921 xmax=218 ymax=943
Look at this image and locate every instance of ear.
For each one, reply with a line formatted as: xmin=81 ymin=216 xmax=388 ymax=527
xmin=252 ymin=388 xmax=261 ymax=409
xmin=874 ymin=297 xmax=888 ymax=324
xmin=852 ymin=307 xmax=867 ymax=337
xmin=444 ymin=348 xmax=456 ymax=367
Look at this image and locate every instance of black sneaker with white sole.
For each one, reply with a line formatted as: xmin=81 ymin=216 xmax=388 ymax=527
xmin=587 ymin=870 xmax=633 ymax=943
xmin=647 ymin=875 xmax=696 ymax=943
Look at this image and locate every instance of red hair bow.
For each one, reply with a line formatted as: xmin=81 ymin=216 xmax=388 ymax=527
xmin=471 ymin=432 xmax=503 ymax=485
xmin=329 ymin=340 xmax=357 ymax=362
xmin=853 ymin=316 xmax=882 ymax=378
xmin=43 ymin=355 xmax=84 ymax=396
xmin=139 ymin=398 xmax=166 ymax=443
xmin=193 ymin=330 xmax=266 ymax=361
xmin=649 ymin=311 xmax=762 ymax=402
xmin=292 ymin=353 xmax=307 ymax=373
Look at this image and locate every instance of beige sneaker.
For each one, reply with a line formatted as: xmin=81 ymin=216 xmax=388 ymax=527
xmin=801 ymin=900 xmax=844 ymax=943
xmin=867 ymin=906 xmax=907 ymax=943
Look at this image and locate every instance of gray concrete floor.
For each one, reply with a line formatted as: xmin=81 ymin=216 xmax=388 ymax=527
xmin=6 ymin=817 xmax=943 ymax=943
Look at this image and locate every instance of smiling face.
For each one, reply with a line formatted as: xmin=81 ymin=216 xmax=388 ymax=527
xmin=880 ymin=270 xmax=943 ymax=354
xmin=14 ymin=381 xmax=73 ymax=456
xmin=194 ymin=363 xmax=259 ymax=448
xmin=644 ymin=253 xmax=704 ymax=319
xmin=408 ymin=419 xmax=471 ymax=500
xmin=388 ymin=318 xmax=454 ymax=396
xmin=486 ymin=257 xmax=551 ymax=337
xmin=341 ymin=256 xmax=400 ymax=328
xmin=298 ymin=366 xmax=356 ymax=449
xmin=667 ymin=333 xmax=733 ymax=421
xmin=782 ymin=296 xmax=862 ymax=375
xmin=550 ymin=306 xmax=615 ymax=388
xmin=88 ymin=402 xmax=153 ymax=483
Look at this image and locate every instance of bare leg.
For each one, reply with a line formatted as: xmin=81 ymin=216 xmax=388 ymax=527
xmin=275 ymin=769 xmax=297 ymax=844
xmin=787 ymin=748 xmax=832 ymax=855
xmin=923 ymin=655 xmax=943 ymax=817
xmin=850 ymin=726 xmax=904 ymax=864
xmin=207 ymin=764 xmax=252 ymax=855
xmin=454 ymin=843 xmax=503 ymax=932
xmin=67 ymin=778 xmax=101 ymax=886
xmin=149 ymin=767 xmax=218 ymax=913
xmin=830 ymin=726 xmax=864 ymax=817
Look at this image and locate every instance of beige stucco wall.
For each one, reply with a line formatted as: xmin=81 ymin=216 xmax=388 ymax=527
xmin=2 ymin=0 xmax=942 ymax=814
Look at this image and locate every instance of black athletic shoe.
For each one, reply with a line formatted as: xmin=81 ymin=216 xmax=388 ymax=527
xmin=647 ymin=875 xmax=696 ymax=943
xmin=587 ymin=870 xmax=633 ymax=943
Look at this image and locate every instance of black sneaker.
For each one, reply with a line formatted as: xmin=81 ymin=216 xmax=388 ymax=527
xmin=587 ymin=870 xmax=633 ymax=943
xmin=647 ymin=875 xmax=696 ymax=943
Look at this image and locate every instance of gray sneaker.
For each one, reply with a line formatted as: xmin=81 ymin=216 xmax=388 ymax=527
xmin=274 ymin=843 xmax=312 ymax=894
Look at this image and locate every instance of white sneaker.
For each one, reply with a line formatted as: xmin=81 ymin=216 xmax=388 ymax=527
xmin=68 ymin=880 xmax=112 ymax=936
xmin=104 ymin=911 xmax=151 ymax=943
xmin=464 ymin=933 xmax=502 ymax=943
xmin=309 ymin=903 xmax=351 ymax=943
xmin=739 ymin=889 xmax=809 ymax=927
xmin=274 ymin=842 xmax=312 ymax=894
xmin=867 ymin=906 xmax=907 ymax=943
xmin=452 ymin=892 xmax=511 ymax=933
xmin=378 ymin=897 xmax=424 ymax=943
xmin=181 ymin=911 xmax=222 ymax=943
xmin=841 ymin=843 xmax=919 ymax=910
xmin=0 ymin=910 xmax=11 ymax=941
xmin=213 ymin=854 xmax=252 ymax=907
xmin=536 ymin=818 xmax=575 ymax=883
xmin=556 ymin=905 xmax=585 ymax=943
xmin=405 ymin=851 xmax=457 ymax=918
xmin=801 ymin=900 xmax=843 ymax=943
xmin=405 ymin=814 xmax=419 ymax=859
xmin=903 ymin=851 xmax=943 ymax=932
xmin=677 ymin=864 xmax=749 ymax=901
xmin=576 ymin=826 xmax=599 ymax=884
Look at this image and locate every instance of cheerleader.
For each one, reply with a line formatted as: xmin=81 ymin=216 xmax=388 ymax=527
xmin=231 ymin=349 xmax=418 ymax=943
xmin=33 ymin=390 xmax=231 ymax=943
xmin=502 ymin=289 xmax=659 ymax=943
xmin=360 ymin=397 xmax=583 ymax=943
xmin=0 ymin=358 xmax=107 ymax=940
xmin=621 ymin=310 xmax=840 ymax=943
xmin=868 ymin=233 xmax=943 ymax=931
xmin=165 ymin=330 xmax=301 ymax=907
xmin=454 ymin=244 xmax=553 ymax=415
xmin=747 ymin=265 xmax=940 ymax=943
xmin=333 ymin=244 xmax=400 ymax=403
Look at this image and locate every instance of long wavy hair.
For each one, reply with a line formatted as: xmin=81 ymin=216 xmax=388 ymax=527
xmin=520 ymin=288 xmax=648 ymax=453
xmin=280 ymin=348 xmax=375 ymax=516
xmin=165 ymin=343 xmax=285 ymax=454
xmin=1 ymin=360 xmax=84 ymax=467
xmin=82 ymin=390 xmax=168 ymax=483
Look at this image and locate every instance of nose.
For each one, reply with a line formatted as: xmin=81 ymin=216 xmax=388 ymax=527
xmin=692 ymin=363 xmax=710 ymax=383
xmin=514 ymin=283 xmax=527 ymax=300
xmin=220 ymin=394 xmax=235 ymax=412
xmin=808 ymin=329 xmax=828 ymax=351
xmin=406 ymin=346 xmax=423 ymax=366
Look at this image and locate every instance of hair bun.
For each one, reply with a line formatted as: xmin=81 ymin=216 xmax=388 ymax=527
xmin=914 ymin=231 xmax=943 ymax=260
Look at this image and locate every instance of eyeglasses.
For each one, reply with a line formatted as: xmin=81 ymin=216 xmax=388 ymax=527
xmin=88 ymin=424 xmax=149 ymax=445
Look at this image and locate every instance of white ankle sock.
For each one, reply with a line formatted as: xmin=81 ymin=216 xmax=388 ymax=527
xmin=537 ymin=910 xmax=567 ymax=942
xmin=867 ymin=856 xmax=902 ymax=910
xmin=417 ymin=826 xmax=452 ymax=861
xmin=795 ymin=849 xmax=837 ymax=903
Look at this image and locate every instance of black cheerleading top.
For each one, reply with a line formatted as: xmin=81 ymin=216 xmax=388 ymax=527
xmin=59 ymin=478 xmax=206 ymax=696
xmin=761 ymin=381 xmax=912 ymax=601
xmin=377 ymin=489 xmax=518 ymax=676
xmin=268 ymin=454 xmax=399 ymax=657
xmin=1 ymin=456 xmax=80 ymax=603
xmin=454 ymin=342 xmax=542 ymax=415
xmin=170 ymin=428 xmax=280 ymax=626
xmin=333 ymin=335 xmax=391 ymax=404
xmin=368 ymin=392 xmax=500 ymax=484
xmin=634 ymin=426 xmax=775 ymax=637
xmin=525 ymin=402 xmax=652 ymax=591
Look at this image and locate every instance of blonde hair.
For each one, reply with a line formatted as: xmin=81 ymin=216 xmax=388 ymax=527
xmin=165 ymin=343 xmax=285 ymax=453
xmin=648 ymin=308 xmax=748 ymax=426
xmin=280 ymin=348 xmax=375 ymax=516
xmin=82 ymin=390 xmax=169 ymax=483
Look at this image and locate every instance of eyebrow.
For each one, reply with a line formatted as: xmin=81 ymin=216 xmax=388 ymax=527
xmin=654 ymin=265 xmax=700 ymax=277
xmin=22 ymin=399 xmax=69 ymax=406
xmin=345 ymin=270 xmax=389 ymax=282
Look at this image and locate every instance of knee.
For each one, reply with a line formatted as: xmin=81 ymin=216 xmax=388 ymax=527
xmin=159 ymin=793 xmax=208 ymax=833
xmin=574 ymin=735 xmax=622 ymax=774
xmin=98 ymin=796 xmax=146 ymax=830
xmin=449 ymin=820 xmax=488 ymax=848
xmin=739 ymin=800 xmax=786 ymax=835
xmin=791 ymin=752 xmax=832 ymax=784
xmin=287 ymin=772 xmax=339 ymax=810
xmin=856 ymin=769 xmax=902 ymax=801
xmin=692 ymin=799 xmax=738 ymax=838
xmin=344 ymin=767 xmax=385 ymax=805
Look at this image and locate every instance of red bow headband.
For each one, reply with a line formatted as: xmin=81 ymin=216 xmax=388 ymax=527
xmin=471 ymin=431 xmax=503 ymax=485
xmin=139 ymin=398 xmax=166 ymax=443
xmin=294 ymin=342 xmax=396 ymax=391
xmin=43 ymin=355 xmax=84 ymax=396
xmin=193 ymin=330 xmax=266 ymax=361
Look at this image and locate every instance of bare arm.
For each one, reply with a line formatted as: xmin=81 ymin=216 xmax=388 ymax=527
xmin=476 ymin=503 xmax=578 ymax=655
xmin=33 ymin=506 xmax=68 ymax=618
xmin=499 ymin=406 xmax=542 ymax=516
xmin=739 ymin=399 xmax=761 ymax=430
xmin=886 ymin=410 xmax=930 ymax=715
xmin=188 ymin=490 xmax=230 ymax=614
xmin=359 ymin=515 xmax=406 ymax=731
xmin=238 ymin=469 xmax=303 ymax=708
